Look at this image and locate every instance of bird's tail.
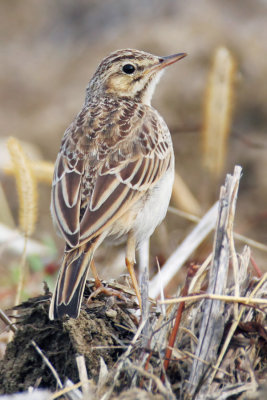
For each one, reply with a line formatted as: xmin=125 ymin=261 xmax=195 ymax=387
xmin=49 ymin=242 xmax=97 ymax=320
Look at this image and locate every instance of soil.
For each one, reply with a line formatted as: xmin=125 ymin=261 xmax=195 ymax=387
xmin=0 ymin=282 xmax=138 ymax=394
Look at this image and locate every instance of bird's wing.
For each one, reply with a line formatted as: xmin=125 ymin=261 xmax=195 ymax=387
xmin=51 ymin=127 xmax=85 ymax=247
xmin=51 ymin=103 xmax=172 ymax=248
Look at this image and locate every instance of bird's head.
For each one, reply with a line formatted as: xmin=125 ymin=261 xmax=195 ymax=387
xmin=87 ymin=49 xmax=186 ymax=105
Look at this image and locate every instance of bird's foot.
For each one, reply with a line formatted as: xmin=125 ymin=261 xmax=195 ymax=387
xmin=87 ymin=281 xmax=127 ymax=304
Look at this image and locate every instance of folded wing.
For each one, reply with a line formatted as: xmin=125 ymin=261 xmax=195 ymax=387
xmin=51 ymin=107 xmax=172 ymax=248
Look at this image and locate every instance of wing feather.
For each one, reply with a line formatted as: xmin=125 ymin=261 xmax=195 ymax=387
xmin=51 ymin=102 xmax=173 ymax=249
xmin=61 ymin=170 xmax=82 ymax=208
xmin=90 ymin=173 xmax=121 ymax=211
xmin=51 ymin=154 xmax=84 ymax=247
xmin=80 ymin=181 xmax=134 ymax=242
xmin=127 ymin=158 xmax=149 ymax=189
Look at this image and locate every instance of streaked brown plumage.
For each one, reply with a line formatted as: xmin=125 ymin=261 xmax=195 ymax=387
xmin=49 ymin=49 xmax=186 ymax=320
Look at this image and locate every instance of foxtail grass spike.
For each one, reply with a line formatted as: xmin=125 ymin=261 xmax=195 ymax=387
xmin=202 ymin=47 xmax=236 ymax=177
xmin=4 ymin=160 xmax=54 ymax=185
xmin=7 ymin=137 xmax=38 ymax=237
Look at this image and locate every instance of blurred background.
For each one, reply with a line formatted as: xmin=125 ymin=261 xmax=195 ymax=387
xmin=0 ymin=0 xmax=267 ymax=314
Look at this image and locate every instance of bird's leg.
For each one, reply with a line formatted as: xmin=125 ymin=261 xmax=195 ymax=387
xmin=126 ymin=232 xmax=142 ymax=311
xmin=87 ymin=259 xmax=126 ymax=303
xmin=90 ymin=259 xmax=102 ymax=288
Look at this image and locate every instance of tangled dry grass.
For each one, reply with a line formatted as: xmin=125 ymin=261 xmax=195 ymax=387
xmin=0 ymin=167 xmax=266 ymax=399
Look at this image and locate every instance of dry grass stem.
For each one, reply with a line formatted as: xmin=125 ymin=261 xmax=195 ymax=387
xmin=13 ymin=239 xmax=28 ymax=310
xmin=168 ymin=206 xmax=267 ymax=253
xmin=30 ymin=340 xmax=63 ymax=391
xmin=187 ymin=166 xmax=242 ymax=396
xmin=233 ymin=232 xmax=267 ymax=253
xmin=159 ymin=293 xmax=267 ymax=307
xmin=0 ymin=308 xmax=17 ymax=334
xmin=76 ymin=355 xmax=93 ymax=398
xmin=156 ymin=258 xmax=167 ymax=316
xmin=138 ymin=239 xmax=150 ymax=277
xmin=149 ymin=201 xmax=218 ymax=298
xmin=0 ymin=223 xmax=50 ymax=257
xmin=97 ymin=357 xmax=109 ymax=393
xmin=171 ymin=171 xmax=201 ymax=215
xmin=188 ymin=253 xmax=212 ymax=294
xmin=168 ymin=205 xmax=200 ymax=223
xmin=50 ymin=380 xmax=83 ymax=400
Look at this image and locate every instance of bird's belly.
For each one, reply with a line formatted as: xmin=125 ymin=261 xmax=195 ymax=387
xmin=106 ymin=166 xmax=174 ymax=246
xmin=132 ymin=166 xmax=174 ymax=246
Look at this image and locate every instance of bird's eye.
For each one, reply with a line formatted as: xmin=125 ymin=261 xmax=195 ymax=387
xmin=122 ymin=64 xmax=136 ymax=74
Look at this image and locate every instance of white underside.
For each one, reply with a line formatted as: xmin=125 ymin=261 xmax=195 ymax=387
xmin=132 ymin=164 xmax=174 ymax=247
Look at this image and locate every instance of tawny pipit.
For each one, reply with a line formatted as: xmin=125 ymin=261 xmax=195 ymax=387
xmin=49 ymin=49 xmax=186 ymax=320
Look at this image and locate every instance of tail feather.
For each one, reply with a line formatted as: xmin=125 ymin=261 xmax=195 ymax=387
xmin=49 ymin=244 xmax=94 ymax=320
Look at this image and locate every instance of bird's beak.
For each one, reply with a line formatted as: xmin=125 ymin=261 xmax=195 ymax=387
xmin=146 ymin=52 xmax=187 ymax=74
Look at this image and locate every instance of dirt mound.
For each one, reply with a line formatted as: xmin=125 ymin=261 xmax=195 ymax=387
xmin=0 ymin=282 xmax=137 ymax=394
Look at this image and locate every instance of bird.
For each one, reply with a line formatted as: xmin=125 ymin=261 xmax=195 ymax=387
xmin=49 ymin=48 xmax=186 ymax=320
